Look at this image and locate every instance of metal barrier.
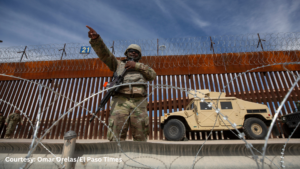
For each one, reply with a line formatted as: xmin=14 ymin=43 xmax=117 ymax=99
xmin=1 ymin=71 xmax=299 ymax=140
xmin=0 ymin=32 xmax=299 ymax=74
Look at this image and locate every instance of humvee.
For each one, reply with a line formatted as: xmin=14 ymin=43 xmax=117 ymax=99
xmin=280 ymin=111 xmax=300 ymax=138
xmin=161 ymin=90 xmax=273 ymax=140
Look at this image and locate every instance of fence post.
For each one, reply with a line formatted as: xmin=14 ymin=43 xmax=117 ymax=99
xmin=62 ymin=130 xmax=77 ymax=169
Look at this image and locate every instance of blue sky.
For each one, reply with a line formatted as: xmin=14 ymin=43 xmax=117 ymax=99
xmin=0 ymin=0 xmax=300 ymax=47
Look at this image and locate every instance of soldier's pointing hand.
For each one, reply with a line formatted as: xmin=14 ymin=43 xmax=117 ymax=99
xmin=86 ymin=25 xmax=99 ymax=39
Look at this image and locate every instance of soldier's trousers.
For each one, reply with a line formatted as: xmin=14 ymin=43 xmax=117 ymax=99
xmin=5 ymin=121 xmax=18 ymax=137
xmin=107 ymin=94 xmax=149 ymax=141
xmin=0 ymin=124 xmax=3 ymax=133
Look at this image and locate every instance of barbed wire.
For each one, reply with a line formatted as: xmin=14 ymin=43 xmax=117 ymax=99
xmin=0 ymin=82 xmax=291 ymax=169
xmin=0 ymin=62 xmax=300 ymax=168
xmin=212 ymin=61 xmax=300 ymax=169
xmin=16 ymin=82 xmax=157 ymax=169
xmin=188 ymin=90 xmax=261 ymax=169
xmin=0 ymin=74 xmax=151 ymax=168
xmin=0 ymin=78 xmax=288 ymax=168
xmin=16 ymin=82 xmax=280 ymax=169
xmin=122 ymin=156 xmax=167 ymax=169
xmin=0 ymin=99 xmax=64 ymax=169
xmin=261 ymin=74 xmax=300 ymax=169
xmin=0 ymin=32 xmax=300 ymax=73
xmin=280 ymin=121 xmax=300 ymax=169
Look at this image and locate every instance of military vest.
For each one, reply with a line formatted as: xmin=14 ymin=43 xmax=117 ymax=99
xmin=115 ymin=61 xmax=147 ymax=96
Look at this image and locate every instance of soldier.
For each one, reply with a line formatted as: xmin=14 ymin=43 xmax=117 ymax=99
xmin=87 ymin=25 xmax=156 ymax=141
xmin=0 ymin=111 xmax=4 ymax=130
xmin=296 ymin=101 xmax=300 ymax=112
xmin=4 ymin=110 xmax=23 ymax=139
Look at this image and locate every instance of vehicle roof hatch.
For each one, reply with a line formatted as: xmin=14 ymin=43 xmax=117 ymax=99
xmin=188 ymin=89 xmax=210 ymax=99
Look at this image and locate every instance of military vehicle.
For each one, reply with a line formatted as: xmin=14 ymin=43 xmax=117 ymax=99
xmin=280 ymin=111 xmax=300 ymax=138
xmin=161 ymin=90 xmax=274 ymax=140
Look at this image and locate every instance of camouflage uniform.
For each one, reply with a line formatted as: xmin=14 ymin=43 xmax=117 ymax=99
xmin=296 ymin=101 xmax=300 ymax=111
xmin=0 ymin=115 xmax=4 ymax=130
xmin=5 ymin=112 xmax=23 ymax=139
xmin=90 ymin=36 xmax=156 ymax=141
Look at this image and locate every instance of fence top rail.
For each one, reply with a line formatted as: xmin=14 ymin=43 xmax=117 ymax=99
xmin=1 ymin=32 xmax=299 ymax=63
xmin=0 ymin=32 xmax=300 ymax=77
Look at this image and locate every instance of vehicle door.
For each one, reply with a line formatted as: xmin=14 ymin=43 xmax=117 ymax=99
xmin=186 ymin=101 xmax=201 ymax=128
xmin=218 ymin=100 xmax=240 ymax=126
xmin=198 ymin=101 xmax=219 ymax=127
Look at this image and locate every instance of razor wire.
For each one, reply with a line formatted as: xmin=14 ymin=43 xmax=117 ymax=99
xmin=23 ymin=84 xmax=280 ymax=169
xmin=12 ymin=81 xmax=158 ymax=169
xmin=0 ymin=83 xmax=290 ymax=168
xmin=189 ymin=90 xmax=261 ymax=169
xmin=122 ymin=156 xmax=168 ymax=169
xmin=0 ymin=87 xmax=288 ymax=169
xmin=0 ymin=73 xmax=259 ymax=169
xmin=213 ymin=62 xmax=300 ymax=169
xmin=0 ymin=99 xmax=63 ymax=168
xmin=0 ymin=62 xmax=300 ymax=169
xmin=0 ymin=78 xmax=288 ymax=168
xmin=261 ymin=74 xmax=300 ymax=169
xmin=280 ymin=121 xmax=300 ymax=169
xmin=0 ymin=74 xmax=106 ymax=168
xmin=0 ymin=32 xmax=300 ymax=74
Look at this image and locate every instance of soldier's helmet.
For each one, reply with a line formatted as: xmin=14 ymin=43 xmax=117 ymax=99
xmin=124 ymin=44 xmax=142 ymax=61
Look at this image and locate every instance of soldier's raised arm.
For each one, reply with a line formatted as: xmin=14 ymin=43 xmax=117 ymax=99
xmin=86 ymin=25 xmax=118 ymax=72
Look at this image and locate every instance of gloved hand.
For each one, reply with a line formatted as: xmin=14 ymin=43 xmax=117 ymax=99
xmin=86 ymin=25 xmax=99 ymax=39
xmin=125 ymin=61 xmax=136 ymax=70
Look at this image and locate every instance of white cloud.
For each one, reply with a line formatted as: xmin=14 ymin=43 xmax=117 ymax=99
xmin=175 ymin=1 xmax=210 ymax=30
xmin=61 ymin=0 xmax=159 ymax=40
xmin=0 ymin=6 xmax=86 ymax=46
xmin=213 ymin=1 xmax=300 ymax=35
xmin=0 ymin=0 xmax=160 ymax=47
xmin=193 ymin=18 xmax=210 ymax=28
xmin=0 ymin=0 xmax=299 ymax=48
xmin=153 ymin=0 xmax=174 ymax=20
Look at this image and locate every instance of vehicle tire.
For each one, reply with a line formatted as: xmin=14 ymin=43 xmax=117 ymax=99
xmin=282 ymin=123 xmax=292 ymax=137
xmin=163 ymin=119 xmax=186 ymax=141
xmin=283 ymin=123 xmax=300 ymax=138
xmin=243 ymin=117 xmax=268 ymax=140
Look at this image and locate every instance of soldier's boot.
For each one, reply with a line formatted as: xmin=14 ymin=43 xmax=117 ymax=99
xmin=4 ymin=135 xmax=11 ymax=139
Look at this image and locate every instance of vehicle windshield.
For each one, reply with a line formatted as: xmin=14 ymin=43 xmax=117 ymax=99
xmin=186 ymin=101 xmax=195 ymax=110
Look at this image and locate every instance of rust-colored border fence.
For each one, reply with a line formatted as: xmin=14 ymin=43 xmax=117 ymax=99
xmin=1 ymin=71 xmax=299 ymax=140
